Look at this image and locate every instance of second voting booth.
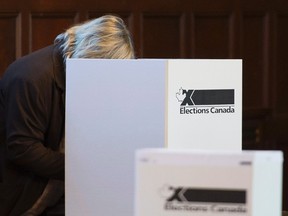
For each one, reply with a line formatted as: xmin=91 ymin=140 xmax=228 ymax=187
xmin=65 ymin=59 xmax=283 ymax=215
xmin=135 ymin=149 xmax=283 ymax=216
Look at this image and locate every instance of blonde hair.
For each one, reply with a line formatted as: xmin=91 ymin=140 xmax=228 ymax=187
xmin=55 ymin=15 xmax=135 ymax=59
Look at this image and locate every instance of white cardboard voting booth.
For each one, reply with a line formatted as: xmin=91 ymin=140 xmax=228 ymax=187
xmin=65 ymin=59 xmax=242 ymax=215
xmin=135 ymin=149 xmax=283 ymax=216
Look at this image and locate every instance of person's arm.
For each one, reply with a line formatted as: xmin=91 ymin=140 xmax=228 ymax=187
xmin=4 ymin=77 xmax=64 ymax=180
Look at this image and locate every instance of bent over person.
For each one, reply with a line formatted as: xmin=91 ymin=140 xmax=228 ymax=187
xmin=0 ymin=15 xmax=135 ymax=216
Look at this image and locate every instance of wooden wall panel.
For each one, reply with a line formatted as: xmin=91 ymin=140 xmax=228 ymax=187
xmin=0 ymin=13 xmax=20 ymax=77
xmin=30 ymin=12 xmax=77 ymax=52
xmin=142 ymin=13 xmax=184 ymax=58
xmin=191 ymin=13 xmax=232 ymax=58
xmin=275 ymin=13 xmax=288 ymax=115
xmin=242 ymin=13 xmax=269 ymax=108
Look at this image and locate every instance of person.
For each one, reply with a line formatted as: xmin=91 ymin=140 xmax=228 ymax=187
xmin=0 ymin=14 xmax=135 ymax=216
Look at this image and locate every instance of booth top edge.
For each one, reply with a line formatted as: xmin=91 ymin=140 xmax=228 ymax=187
xmin=66 ymin=58 xmax=243 ymax=62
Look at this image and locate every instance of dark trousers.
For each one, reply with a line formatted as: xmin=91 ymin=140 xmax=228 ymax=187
xmin=42 ymin=197 xmax=64 ymax=216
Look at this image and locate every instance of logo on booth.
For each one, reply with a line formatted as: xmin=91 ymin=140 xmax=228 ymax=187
xmin=176 ymin=88 xmax=235 ymax=114
xmin=159 ymin=184 xmax=248 ymax=214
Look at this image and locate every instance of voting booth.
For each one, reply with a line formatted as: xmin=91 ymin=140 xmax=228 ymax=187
xmin=65 ymin=59 xmax=242 ymax=215
xmin=135 ymin=149 xmax=283 ymax=216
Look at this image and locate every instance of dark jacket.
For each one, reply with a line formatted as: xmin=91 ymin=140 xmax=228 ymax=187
xmin=0 ymin=44 xmax=65 ymax=216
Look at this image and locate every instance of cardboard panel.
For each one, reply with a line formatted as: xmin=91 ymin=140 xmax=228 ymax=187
xmin=167 ymin=59 xmax=242 ymax=150
xmin=65 ymin=59 xmax=166 ymax=216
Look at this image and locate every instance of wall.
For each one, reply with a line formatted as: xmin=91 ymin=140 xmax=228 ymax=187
xmin=0 ymin=0 xmax=287 ymax=210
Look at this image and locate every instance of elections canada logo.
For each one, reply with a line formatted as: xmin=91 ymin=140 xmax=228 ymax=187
xmin=176 ymin=88 xmax=235 ymax=115
xmin=159 ymin=184 xmax=248 ymax=214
